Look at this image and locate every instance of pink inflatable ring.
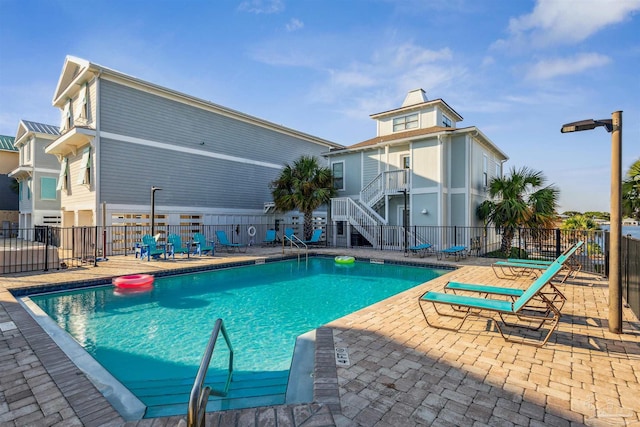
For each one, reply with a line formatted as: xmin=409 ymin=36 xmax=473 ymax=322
xmin=113 ymin=274 xmax=154 ymax=289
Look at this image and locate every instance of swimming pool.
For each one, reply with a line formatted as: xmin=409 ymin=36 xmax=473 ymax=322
xmin=27 ymin=257 xmax=448 ymax=418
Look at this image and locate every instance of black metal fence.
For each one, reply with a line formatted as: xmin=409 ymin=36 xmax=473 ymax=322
xmin=622 ymin=234 xmax=640 ymax=320
xmin=3 ymin=222 xmax=637 ymax=319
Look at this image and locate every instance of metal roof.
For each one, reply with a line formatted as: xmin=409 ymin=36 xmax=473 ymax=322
xmin=0 ymin=135 xmax=17 ymax=152
xmin=22 ymin=120 xmax=60 ymax=136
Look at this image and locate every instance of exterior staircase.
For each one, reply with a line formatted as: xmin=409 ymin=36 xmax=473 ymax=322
xmin=331 ymin=170 xmax=413 ymax=249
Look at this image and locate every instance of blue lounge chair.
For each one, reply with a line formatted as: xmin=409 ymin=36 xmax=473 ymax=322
xmin=284 ymin=228 xmax=295 ymax=241
xmin=215 ymin=230 xmax=247 ymax=253
xmin=492 ymin=241 xmax=584 ymax=281
xmin=167 ymin=233 xmax=189 ymax=258
xmin=419 ymin=262 xmax=564 ymax=346
xmin=140 ymin=234 xmax=166 ymax=261
xmin=408 ymin=243 xmax=433 ymax=258
xmin=437 ymin=245 xmax=467 ymax=261
xmin=302 ymin=229 xmax=323 ymax=245
xmin=262 ymin=229 xmax=277 ymax=246
xmin=193 ymin=233 xmax=214 ymax=256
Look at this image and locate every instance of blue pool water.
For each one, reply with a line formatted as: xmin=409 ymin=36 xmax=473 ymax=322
xmin=30 ymin=257 xmax=447 ymax=416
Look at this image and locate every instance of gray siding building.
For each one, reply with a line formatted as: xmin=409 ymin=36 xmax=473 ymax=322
xmin=45 ymin=56 xmax=343 ymax=239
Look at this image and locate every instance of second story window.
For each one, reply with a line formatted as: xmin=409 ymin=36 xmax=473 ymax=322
xmin=79 ymin=83 xmax=89 ymax=121
xmin=332 ymin=162 xmax=344 ymax=191
xmin=61 ymin=99 xmax=73 ymax=132
xmin=483 ymin=155 xmax=488 ymax=188
xmin=25 ymin=140 xmax=31 ymax=163
xmin=393 ymin=113 xmax=418 ymax=132
xmin=442 ymin=114 xmax=452 ymax=128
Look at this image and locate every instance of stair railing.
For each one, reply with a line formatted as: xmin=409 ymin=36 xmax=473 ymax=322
xmin=187 ymin=319 xmax=234 ymax=427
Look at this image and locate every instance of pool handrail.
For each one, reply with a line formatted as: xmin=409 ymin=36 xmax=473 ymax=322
xmin=282 ymin=231 xmax=308 ymax=263
xmin=187 ymin=318 xmax=234 ymax=427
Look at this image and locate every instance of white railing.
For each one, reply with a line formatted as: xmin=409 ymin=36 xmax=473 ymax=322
xmin=331 ymin=198 xmax=381 ymax=248
xmin=360 ymin=170 xmax=409 ymax=209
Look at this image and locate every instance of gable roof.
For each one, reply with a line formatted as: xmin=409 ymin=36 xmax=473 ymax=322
xmin=52 ymin=56 xmax=344 ymax=150
xmin=0 ymin=135 xmax=17 ymax=152
xmin=14 ymin=120 xmax=60 ymax=147
xmin=21 ymin=120 xmax=60 ymax=136
xmin=328 ymin=125 xmax=509 ymax=161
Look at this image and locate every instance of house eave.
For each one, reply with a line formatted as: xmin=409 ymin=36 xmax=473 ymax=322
xmin=8 ymin=166 xmax=33 ymax=179
xmin=45 ymin=127 xmax=95 ymax=158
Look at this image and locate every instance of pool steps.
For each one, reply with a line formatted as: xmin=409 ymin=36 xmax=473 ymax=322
xmin=124 ymin=371 xmax=289 ymax=418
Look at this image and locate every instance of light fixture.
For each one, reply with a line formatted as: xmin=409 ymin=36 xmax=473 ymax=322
xmin=560 ymin=111 xmax=622 ymax=334
xmin=421 ymin=209 xmax=428 ymax=215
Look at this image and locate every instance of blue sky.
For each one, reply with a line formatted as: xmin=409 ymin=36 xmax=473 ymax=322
xmin=0 ymin=0 xmax=638 ymax=213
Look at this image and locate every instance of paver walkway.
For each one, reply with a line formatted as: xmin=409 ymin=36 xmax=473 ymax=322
xmin=1 ymin=247 xmax=639 ymax=426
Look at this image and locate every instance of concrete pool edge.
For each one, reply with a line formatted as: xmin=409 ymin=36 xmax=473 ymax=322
xmin=18 ymin=296 xmax=147 ymax=421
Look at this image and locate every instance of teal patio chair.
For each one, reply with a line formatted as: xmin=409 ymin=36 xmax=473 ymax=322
xmin=167 ymin=233 xmax=189 ymax=258
xmin=140 ymin=234 xmax=166 ymax=261
xmin=193 ymin=233 xmax=214 ymax=256
xmin=492 ymin=241 xmax=584 ymax=282
xmin=436 ymin=245 xmax=467 ymax=261
xmin=262 ymin=229 xmax=277 ymax=246
xmin=408 ymin=243 xmax=433 ymax=258
xmin=302 ymin=229 xmax=323 ymax=245
xmin=284 ymin=228 xmax=295 ymax=240
xmin=419 ymin=262 xmax=564 ymax=347
xmin=215 ymin=230 xmax=247 ymax=253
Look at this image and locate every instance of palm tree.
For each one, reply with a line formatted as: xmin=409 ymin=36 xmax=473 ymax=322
xmin=270 ymin=156 xmax=336 ymax=240
xmin=622 ymin=158 xmax=640 ymax=221
xmin=476 ymin=166 xmax=559 ymax=255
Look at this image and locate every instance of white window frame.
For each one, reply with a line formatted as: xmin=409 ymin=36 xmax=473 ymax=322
xmin=56 ymin=158 xmax=68 ymax=191
xmin=393 ymin=113 xmax=419 ymax=132
xmin=25 ymin=139 xmax=31 ymax=162
xmin=61 ymin=99 xmax=73 ymax=132
xmin=332 ymin=161 xmax=345 ymax=191
xmin=483 ymin=154 xmax=488 ymax=188
xmin=77 ymin=146 xmax=91 ymax=185
xmin=442 ymin=114 xmax=452 ymax=128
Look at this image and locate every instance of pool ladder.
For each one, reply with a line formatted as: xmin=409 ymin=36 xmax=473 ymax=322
xmin=187 ymin=318 xmax=233 ymax=427
xmin=282 ymin=233 xmax=308 ymax=264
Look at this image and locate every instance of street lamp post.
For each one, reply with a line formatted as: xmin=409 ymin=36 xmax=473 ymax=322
xmin=561 ymin=111 xmax=623 ymax=334
xmin=151 ymin=186 xmax=162 ymax=236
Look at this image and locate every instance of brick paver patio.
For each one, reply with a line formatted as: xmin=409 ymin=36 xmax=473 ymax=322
xmin=1 ymin=248 xmax=638 ymax=426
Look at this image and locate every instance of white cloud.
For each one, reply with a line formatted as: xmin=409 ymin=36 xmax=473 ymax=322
xmin=525 ymin=53 xmax=611 ymax=80
xmin=495 ymin=0 xmax=640 ymax=49
xmin=286 ymin=18 xmax=304 ymax=32
xmin=238 ymin=0 xmax=284 ymax=14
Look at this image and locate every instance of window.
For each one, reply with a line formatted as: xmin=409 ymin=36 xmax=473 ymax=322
xmin=79 ymin=83 xmax=89 ymax=120
xmin=495 ymin=162 xmax=501 ymax=179
xmin=41 ymin=177 xmax=58 ymax=200
xmin=18 ymin=181 xmax=22 ymax=201
xmin=483 ymin=155 xmax=488 ymax=188
xmin=442 ymin=114 xmax=452 ymax=128
xmin=332 ymin=162 xmax=344 ymax=191
xmin=77 ymin=146 xmax=91 ymax=185
xmin=401 ymin=155 xmax=410 ymax=169
xmin=25 ymin=140 xmax=31 ymax=162
xmin=61 ymin=99 xmax=73 ymax=132
xmin=56 ymin=158 xmax=68 ymax=190
xmin=393 ymin=113 xmax=418 ymax=132
xmin=27 ymin=178 xmax=32 ymax=200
